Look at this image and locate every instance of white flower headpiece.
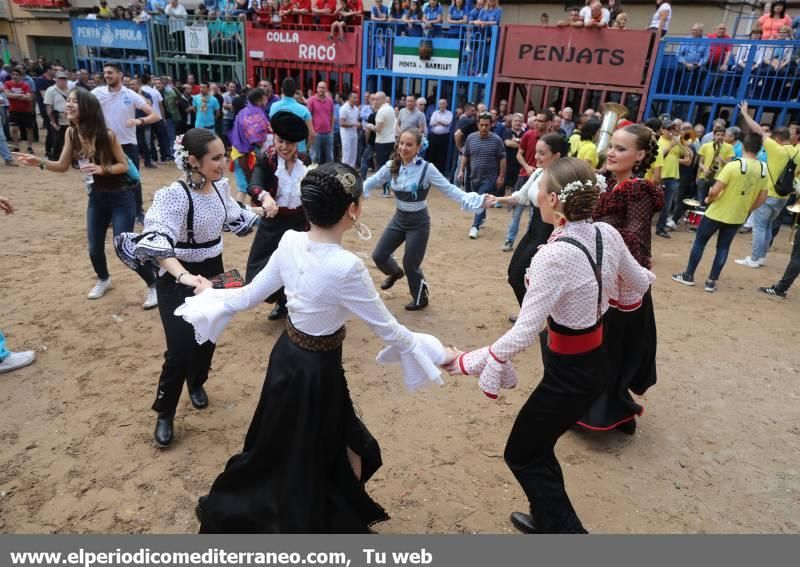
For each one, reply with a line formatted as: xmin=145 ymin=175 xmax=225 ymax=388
xmin=173 ymin=135 xmax=190 ymax=172
xmin=558 ymin=173 xmax=608 ymax=203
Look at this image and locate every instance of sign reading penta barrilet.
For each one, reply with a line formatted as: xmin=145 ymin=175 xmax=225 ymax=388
xmin=246 ymin=29 xmax=358 ymax=65
xmin=499 ymin=26 xmax=653 ymax=88
xmin=391 ymin=37 xmax=459 ymax=77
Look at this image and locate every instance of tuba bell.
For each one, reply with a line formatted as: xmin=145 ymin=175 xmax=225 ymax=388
xmin=596 ymin=102 xmax=630 ymax=156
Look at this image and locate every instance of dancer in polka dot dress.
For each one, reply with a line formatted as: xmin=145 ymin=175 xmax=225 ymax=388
xmin=444 ymin=158 xmax=655 ymax=533
xmin=580 ymin=124 xmax=663 ymax=435
xmin=115 ymin=129 xmax=262 ymax=448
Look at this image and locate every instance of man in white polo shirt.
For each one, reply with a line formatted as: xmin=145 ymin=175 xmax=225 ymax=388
xmin=367 ymin=91 xmax=396 ymax=171
xmin=93 ymin=63 xmax=159 ymax=222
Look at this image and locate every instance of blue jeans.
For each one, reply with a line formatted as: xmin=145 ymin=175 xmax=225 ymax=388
xmin=685 ymin=216 xmax=739 ymax=281
xmin=166 ymin=118 xmax=177 ymax=156
xmin=656 ymin=178 xmax=679 ymax=232
xmin=751 ymin=196 xmax=787 ymax=260
xmin=471 ymin=178 xmax=495 ymax=229
xmin=312 ymin=132 xmax=334 ymax=164
xmin=0 ymin=330 xmax=9 ymax=361
xmin=360 ymin=144 xmax=375 ymax=181
xmin=87 ymin=189 xmax=156 ymax=285
xmin=506 ymin=205 xmax=533 ymax=243
xmin=0 ymin=122 xmax=12 ymax=162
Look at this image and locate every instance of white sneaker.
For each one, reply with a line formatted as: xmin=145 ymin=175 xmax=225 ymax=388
xmin=87 ymin=278 xmax=112 ymax=299
xmin=666 ymin=219 xmax=677 ymax=231
xmin=469 ymin=226 xmax=479 ymax=239
xmin=143 ymin=285 xmax=158 ymax=310
xmin=0 ymin=350 xmax=36 ymax=374
xmin=734 ymin=256 xmax=761 ymax=269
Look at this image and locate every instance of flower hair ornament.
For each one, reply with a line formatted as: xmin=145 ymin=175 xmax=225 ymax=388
xmin=335 ymin=168 xmax=372 ymax=240
xmin=173 ymin=135 xmax=189 ymax=172
xmin=174 ymin=135 xmax=206 ymax=190
xmin=558 ymin=173 xmax=608 ymax=203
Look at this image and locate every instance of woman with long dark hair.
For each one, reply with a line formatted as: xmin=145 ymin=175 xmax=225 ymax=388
xmin=364 ymin=128 xmax=493 ymax=310
xmin=175 ymin=162 xmax=448 ymax=533
xmin=14 ymin=87 xmax=158 ymax=307
xmin=496 ymin=133 xmax=567 ymax=307
xmin=580 ymin=123 xmax=663 ymax=434
xmin=445 ymin=158 xmax=655 ymax=533
xmin=114 ymin=128 xmax=262 ymax=447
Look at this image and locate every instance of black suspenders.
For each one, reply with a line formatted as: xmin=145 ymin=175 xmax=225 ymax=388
xmin=555 ymin=227 xmax=604 ymax=322
xmin=175 ymin=181 xmax=227 ymax=250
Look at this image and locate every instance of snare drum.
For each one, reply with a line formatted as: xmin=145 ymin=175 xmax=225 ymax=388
xmin=686 ymin=210 xmax=705 ymax=228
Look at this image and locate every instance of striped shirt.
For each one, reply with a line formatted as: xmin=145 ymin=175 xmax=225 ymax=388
xmin=464 ymin=132 xmax=506 ymax=182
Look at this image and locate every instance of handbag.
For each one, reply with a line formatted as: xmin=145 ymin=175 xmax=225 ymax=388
xmin=209 ymin=269 xmax=244 ymax=289
xmin=125 ymin=156 xmax=141 ymax=185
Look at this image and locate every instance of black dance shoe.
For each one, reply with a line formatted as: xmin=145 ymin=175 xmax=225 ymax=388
xmin=267 ymin=304 xmax=288 ymax=321
xmin=380 ymin=270 xmax=405 ymax=290
xmin=404 ymin=296 xmax=429 ymax=311
xmin=510 ymin=512 xmax=539 ymax=534
xmin=189 ymin=386 xmax=209 ymax=409
xmin=616 ymin=418 xmax=636 ymax=435
xmin=154 ymin=411 xmax=175 ymax=448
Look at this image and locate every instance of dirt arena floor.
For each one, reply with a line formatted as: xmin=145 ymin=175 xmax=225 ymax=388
xmin=1 ymin=153 xmax=798 ymax=534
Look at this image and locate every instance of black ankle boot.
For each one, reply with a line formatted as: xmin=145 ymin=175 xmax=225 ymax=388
xmin=189 ymin=386 xmax=208 ymax=409
xmin=616 ymin=418 xmax=636 ymax=435
xmin=404 ymin=283 xmax=429 ymax=311
xmin=154 ymin=411 xmax=175 ymax=447
xmin=510 ymin=511 xmax=538 ymax=534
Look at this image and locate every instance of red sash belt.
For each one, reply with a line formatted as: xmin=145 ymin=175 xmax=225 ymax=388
xmin=547 ymin=323 xmax=603 ymax=355
xmin=608 ymin=298 xmax=643 ymax=312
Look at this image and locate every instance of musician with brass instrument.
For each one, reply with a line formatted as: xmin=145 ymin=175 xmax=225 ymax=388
xmin=696 ymin=126 xmax=735 ymax=204
xmin=655 ymin=119 xmax=693 ymax=238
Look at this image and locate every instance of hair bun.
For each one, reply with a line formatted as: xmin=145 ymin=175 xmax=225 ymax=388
xmin=301 ymin=162 xmax=363 ymax=228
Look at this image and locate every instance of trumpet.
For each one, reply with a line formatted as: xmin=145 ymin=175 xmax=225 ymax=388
xmin=682 ymin=129 xmax=698 ymax=143
xmin=596 ymin=102 xmax=629 ymax=156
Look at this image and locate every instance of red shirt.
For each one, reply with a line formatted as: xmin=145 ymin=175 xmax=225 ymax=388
xmin=314 ymin=0 xmax=336 ymax=26
xmin=190 ymin=84 xmax=201 ymax=96
xmin=517 ymin=129 xmax=539 ymax=177
xmin=707 ymin=32 xmax=732 ymax=66
xmin=293 ymin=0 xmax=312 ymax=25
xmin=4 ymin=80 xmax=33 ymax=113
xmin=347 ymin=0 xmax=363 ymax=23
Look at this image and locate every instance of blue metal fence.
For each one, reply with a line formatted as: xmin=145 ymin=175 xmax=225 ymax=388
xmin=70 ymin=18 xmax=154 ymax=76
xmin=645 ymin=36 xmax=800 ymax=129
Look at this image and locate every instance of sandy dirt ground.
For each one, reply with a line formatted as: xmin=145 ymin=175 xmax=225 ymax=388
xmin=1 ymin=153 xmax=798 ymax=534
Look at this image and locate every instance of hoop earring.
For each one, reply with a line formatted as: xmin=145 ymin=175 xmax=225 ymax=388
xmin=186 ymin=167 xmax=207 ymax=191
xmin=350 ymin=215 xmax=372 ymax=241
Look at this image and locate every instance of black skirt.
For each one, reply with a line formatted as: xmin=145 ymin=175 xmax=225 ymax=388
xmin=577 ymin=289 xmax=657 ymax=430
xmin=197 ymin=331 xmax=388 ymax=533
xmin=508 ymin=207 xmax=554 ymax=306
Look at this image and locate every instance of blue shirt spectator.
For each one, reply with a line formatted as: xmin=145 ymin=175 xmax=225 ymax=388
xmin=676 ymin=43 xmax=709 ymax=66
xmin=371 ymin=1 xmax=389 ymax=19
xmin=423 ymin=2 xmax=443 ymax=23
xmin=146 ymin=0 xmax=166 ymax=12
xmin=203 ymin=0 xmax=221 ymax=13
xmin=468 ymin=5 xmax=481 ymax=23
xmin=270 ymin=95 xmax=312 ymax=153
xmin=449 ymin=2 xmax=467 ymax=24
xmin=193 ymin=93 xmax=220 ymax=129
xmin=477 ymin=6 xmax=502 ymax=25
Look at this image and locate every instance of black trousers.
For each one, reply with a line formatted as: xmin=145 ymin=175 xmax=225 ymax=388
xmin=152 ymin=255 xmax=223 ymax=414
xmin=372 ymin=209 xmax=430 ymax=303
xmin=428 ymin=133 xmax=449 ymax=175
xmin=50 ymin=125 xmax=68 ymax=161
xmin=374 ymin=142 xmax=395 ymax=171
xmin=504 ymin=327 xmax=607 ymax=533
xmin=507 ymin=207 xmax=553 ymax=305
xmin=245 ymin=214 xmax=308 ymax=307
xmin=776 ymin=231 xmax=800 ymax=293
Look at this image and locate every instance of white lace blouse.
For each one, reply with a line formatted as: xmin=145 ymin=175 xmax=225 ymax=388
xmin=175 ymin=230 xmax=446 ymax=390
xmin=455 ymin=221 xmax=656 ymax=398
xmin=274 ymin=156 xmax=305 ymax=209
xmin=134 ymin=178 xmax=260 ymax=264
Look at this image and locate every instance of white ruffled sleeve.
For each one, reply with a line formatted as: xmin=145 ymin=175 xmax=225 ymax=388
xmin=174 ymin=232 xmax=287 ymax=344
xmin=340 ymin=260 xmax=445 ymax=390
xmin=134 ymin=187 xmax=184 ymax=260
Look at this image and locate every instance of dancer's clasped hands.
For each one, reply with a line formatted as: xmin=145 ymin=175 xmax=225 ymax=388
xmin=482 ymin=194 xmax=497 ymax=208
xmin=440 ymin=346 xmax=464 ymax=375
